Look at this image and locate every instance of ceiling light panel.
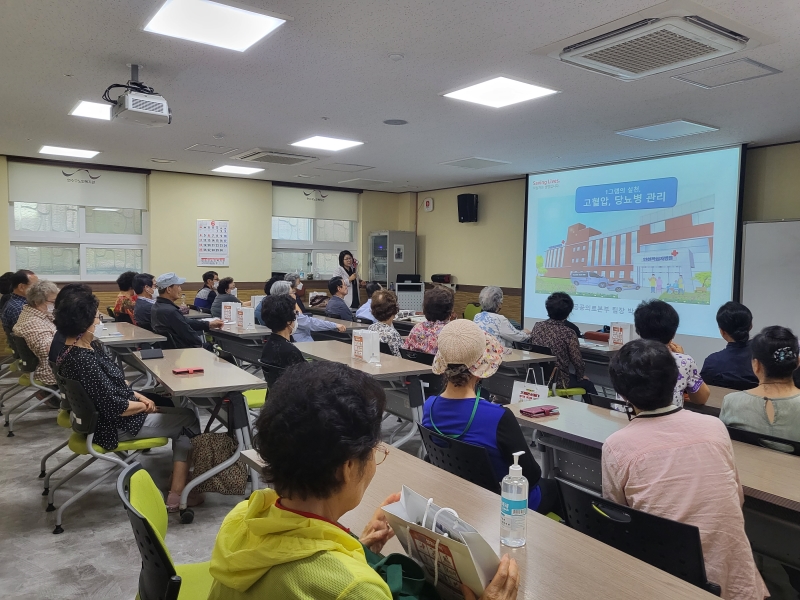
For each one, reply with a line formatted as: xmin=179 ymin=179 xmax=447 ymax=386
xmin=616 ymin=120 xmax=718 ymax=141
xmin=212 ymin=165 xmax=264 ymax=174
xmin=39 ymin=146 xmax=100 ymax=158
xmin=144 ymin=0 xmax=286 ymax=52
xmin=291 ymin=136 xmax=363 ymax=151
xmin=70 ymin=101 xmax=111 ymax=120
xmin=443 ymin=77 xmax=557 ymax=108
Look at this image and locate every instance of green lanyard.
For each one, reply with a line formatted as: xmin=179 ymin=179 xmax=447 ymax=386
xmin=429 ymin=388 xmax=481 ymax=440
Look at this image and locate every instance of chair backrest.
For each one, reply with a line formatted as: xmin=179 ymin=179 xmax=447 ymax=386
xmin=479 ymin=374 xmax=516 ymax=403
xmin=106 ymin=307 xmax=115 ymax=318
xmin=557 ymin=479 xmax=721 ymax=596
xmin=399 ymin=348 xmax=436 ymax=365
xmin=417 ymin=424 xmax=501 ymax=493
xmin=726 ymin=425 xmax=800 ymax=455
xmin=258 ymin=360 xmax=286 ymax=387
xmin=115 ymin=312 xmax=133 ymax=324
xmin=10 ymin=334 xmax=39 ymax=374
xmin=405 ymin=374 xmax=443 ymax=409
xmin=379 ymin=342 xmax=393 ymax=356
xmin=463 ymin=303 xmax=481 ymax=321
xmin=586 ymin=394 xmax=625 ymax=410
xmin=117 ymin=462 xmax=181 ymax=600
xmin=54 ymin=372 xmax=98 ymax=435
xmin=3 ymin=326 xmax=19 ymax=357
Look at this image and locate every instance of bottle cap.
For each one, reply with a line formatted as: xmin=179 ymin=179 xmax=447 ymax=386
xmin=510 ymin=451 xmax=524 ymax=476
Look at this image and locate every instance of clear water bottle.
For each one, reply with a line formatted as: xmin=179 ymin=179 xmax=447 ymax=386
xmin=500 ymin=451 xmax=528 ymax=547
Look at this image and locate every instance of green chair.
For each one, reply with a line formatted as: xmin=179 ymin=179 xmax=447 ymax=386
xmin=118 ymin=462 xmax=213 ymax=600
xmin=463 ymin=303 xmax=481 ymax=321
xmin=243 ymin=388 xmax=266 ymax=410
xmin=5 ymin=335 xmax=61 ymax=436
xmin=48 ymin=372 xmax=168 ymax=534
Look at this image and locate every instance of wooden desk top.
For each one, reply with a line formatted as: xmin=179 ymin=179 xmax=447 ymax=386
xmin=509 ymin=397 xmax=628 ymax=449
xmin=502 ymin=348 xmax=555 ymax=366
xmin=706 ymin=385 xmax=735 ymax=411
xmin=186 ymin=309 xmax=207 ymax=319
xmin=294 ymin=340 xmax=432 ymax=379
xmin=94 ymin=322 xmax=166 ymax=347
xmin=211 ymin=323 xmax=271 ymax=340
xmin=732 ymin=441 xmax=800 ymax=512
xmin=131 ymin=348 xmax=266 ymax=396
xmin=239 ymin=448 xmax=713 ymax=600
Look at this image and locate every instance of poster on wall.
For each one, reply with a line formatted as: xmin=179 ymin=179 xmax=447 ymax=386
xmin=197 ymin=219 xmax=230 ymax=267
xmin=393 ymin=244 xmax=405 ymax=262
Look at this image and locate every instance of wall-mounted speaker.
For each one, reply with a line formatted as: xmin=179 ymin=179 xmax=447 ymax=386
xmin=457 ymin=194 xmax=478 ymax=223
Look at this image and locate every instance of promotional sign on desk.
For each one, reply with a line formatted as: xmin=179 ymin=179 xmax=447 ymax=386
xmin=236 ymin=306 xmax=255 ymax=329
xmin=609 ymin=322 xmax=632 ymax=350
xmin=382 ymin=486 xmax=500 ymax=600
xmin=510 ymin=368 xmax=550 ymax=405
xmin=221 ymin=302 xmax=237 ymax=323
xmin=351 ymin=329 xmax=381 ymax=363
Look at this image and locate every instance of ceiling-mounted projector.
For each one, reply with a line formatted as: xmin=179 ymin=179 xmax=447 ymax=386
xmin=103 ymin=64 xmax=172 ymax=127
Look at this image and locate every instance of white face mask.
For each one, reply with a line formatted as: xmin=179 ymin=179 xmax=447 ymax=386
xmin=230 ymin=287 xmax=238 ymax=297
xmin=212 ymin=281 xmax=219 ymax=289
xmin=46 ymin=302 xmax=55 ymax=315
xmin=296 ymin=282 xmax=304 ymax=291
xmin=290 ymin=319 xmax=299 ymax=334
xmin=93 ymin=322 xmax=104 ymax=337
xmin=151 ymin=287 xmax=159 ymax=299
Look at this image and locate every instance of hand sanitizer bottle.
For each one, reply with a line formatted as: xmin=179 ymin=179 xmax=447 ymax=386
xmin=500 ymin=451 xmax=528 ymax=547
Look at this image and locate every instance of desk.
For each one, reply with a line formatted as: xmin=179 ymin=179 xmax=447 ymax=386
xmin=186 ymin=309 xmax=207 ymax=319
xmin=239 ymin=448 xmax=714 ymax=600
xmin=501 ymin=348 xmax=556 ymax=368
xmin=311 ymin=315 xmax=361 ymax=331
xmin=211 ymin=323 xmax=271 ymax=340
xmin=94 ymin=322 xmax=166 ymax=348
xmin=294 ymin=340 xmax=431 ymax=380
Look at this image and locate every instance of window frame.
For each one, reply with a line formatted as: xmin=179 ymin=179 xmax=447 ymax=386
xmin=271 ymin=217 xmax=356 ymax=278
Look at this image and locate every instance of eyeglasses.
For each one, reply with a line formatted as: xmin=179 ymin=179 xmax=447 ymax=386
xmin=374 ymin=443 xmax=389 ymax=466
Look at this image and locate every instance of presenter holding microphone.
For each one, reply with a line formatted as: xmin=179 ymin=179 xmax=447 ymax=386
xmin=333 ymin=250 xmax=361 ymax=309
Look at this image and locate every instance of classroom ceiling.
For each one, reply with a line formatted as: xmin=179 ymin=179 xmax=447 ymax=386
xmin=1 ymin=0 xmax=799 ymax=193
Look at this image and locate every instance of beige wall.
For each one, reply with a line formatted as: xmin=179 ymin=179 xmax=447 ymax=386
xmin=742 ymin=143 xmax=800 ymax=221
xmin=358 ymin=191 xmax=417 ymax=275
xmin=148 ymin=171 xmax=272 ymax=281
xmin=0 ymin=157 xmax=9 ymax=271
xmin=416 ymin=179 xmax=526 ymax=287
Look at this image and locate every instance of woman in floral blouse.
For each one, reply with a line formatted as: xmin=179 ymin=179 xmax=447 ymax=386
xmin=367 ymin=290 xmax=403 ymax=356
xmin=403 ymin=286 xmax=455 ymax=355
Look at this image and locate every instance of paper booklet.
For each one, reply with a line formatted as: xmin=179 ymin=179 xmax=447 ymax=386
xmin=382 ymin=486 xmax=500 ymax=600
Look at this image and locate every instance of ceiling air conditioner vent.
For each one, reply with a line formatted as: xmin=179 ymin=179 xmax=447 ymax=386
xmin=559 ymin=16 xmax=748 ymax=80
xmin=228 ymin=149 xmax=318 ymax=166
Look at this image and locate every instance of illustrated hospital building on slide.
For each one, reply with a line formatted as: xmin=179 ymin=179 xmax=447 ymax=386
xmin=543 ymin=196 xmax=714 ymax=292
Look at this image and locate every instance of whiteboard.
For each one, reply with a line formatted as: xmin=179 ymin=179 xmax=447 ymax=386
xmin=741 ymin=220 xmax=800 ymax=336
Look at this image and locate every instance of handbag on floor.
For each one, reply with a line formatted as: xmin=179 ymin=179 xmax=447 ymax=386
xmin=190 ymin=394 xmax=248 ymax=495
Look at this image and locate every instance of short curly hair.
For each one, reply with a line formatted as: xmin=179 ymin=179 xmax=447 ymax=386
xmin=609 ymin=339 xmax=678 ymax=411
xmin=261 ymin=294 xmax=297 ymax=332
xmin=423 ymin=286 xmax=455 ymax=322
xmin=26 ymin=280 xmax=59 ymax=307
xmin=116 ymin=271 xmax=138 ymax=292
xmin=53 ymin=287 xmax=99 ymax=337
xmin=371 ymin=290 xmax=399 ymax=322
xmin=255 ymin=361 xmax=386 ymax=499
xmin=634 ymin=299 xmax=679 ymax=344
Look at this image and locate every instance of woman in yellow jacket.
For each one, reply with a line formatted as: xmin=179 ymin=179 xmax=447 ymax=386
xmin=208 ymin=361 xmax=519 ymax=600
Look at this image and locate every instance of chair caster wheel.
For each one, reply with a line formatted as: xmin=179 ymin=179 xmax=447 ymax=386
xmin=7 ymin=431 xmax=14 ymax=437
xmin=42 ymin=488 xmax=49 ymax=496
xmin=38 ymin=470 xmax=46 ymax=478
xmin=46 ymin=503 xmax=55 ymax=512
xmin=180 ymin=508 xmax=194 ymax=524
xmin=53 ymin=525 xmax=64 ymax=534
xmin=3 ymin=422 xmax=8 ymax=427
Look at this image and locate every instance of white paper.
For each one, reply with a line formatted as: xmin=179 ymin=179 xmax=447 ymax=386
xmin=237 ymin=306 xmax=255 ymax=329
xmin=221 ymin=302 xmax=237 ymax=323
xmin=197 ymin=219 xmax=229 ymax=267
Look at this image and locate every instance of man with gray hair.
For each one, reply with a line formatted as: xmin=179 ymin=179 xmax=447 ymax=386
xmin=13 ymin=279 xmax=60 ymax=403
xmin=151 ymin=272 xmax=223 ymax=349
xmin=269 ymin=280 xmax=346 ymax=342
xmin=473 ymin=285 xmax=529 ymax=348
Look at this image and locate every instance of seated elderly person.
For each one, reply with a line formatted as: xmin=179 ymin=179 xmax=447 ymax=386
xmin=355 ymin=281 xmax=382 ymax=323
xmin=211 ymin=277 xmax=251 ymax=319
xmin=54 ymin=287 xmax=202 ymax=511
xmin=208 ymin=360 xmax=519 ymax=600
xmin=260 ymin=295 xmax=306 ymax=368
xmin=422 ymin=320 xmax=556 ymax=514
xmin=473 ymin=286 xmax=529 ymax=348
xmin=367 ymin=290 xmax=403 ymax=356
xmin=270 ymin=280 xmax=345 ymax=342
xmin=12 ymin=279 xmax=60 ymax=405
xmin=283 ymin=273 xmax=307 ymax=312
xmin=404 ymin=285 xmax=455 ymax=355
xmin=324 ymin=276 xmax=355 ymax=321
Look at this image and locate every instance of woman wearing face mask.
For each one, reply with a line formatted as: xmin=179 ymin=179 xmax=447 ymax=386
xmin=210 ymin=277 xmax=251 ymax=319
xmin=259 ymin=295 xmax=306 ymax=368
xmin=283 ymin=272 xmax=307 ymax=312
xmin=332 ymin=250 xmax=361 ymax=309
xmin=269 ymin=280 xmax=346 ymax=342
xmin=12 ymin=279 xmax=60 ymax=406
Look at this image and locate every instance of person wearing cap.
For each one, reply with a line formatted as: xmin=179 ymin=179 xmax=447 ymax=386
xmin=151 ymin=272 xmax=223 ymax=349
xmin=422 ymin=319 xmax=556 ymax=514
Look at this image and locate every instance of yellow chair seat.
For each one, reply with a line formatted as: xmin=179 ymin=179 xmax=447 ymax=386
xmin=9 ymin=360 xmax=20 ymax=372
xmin=17 ymin=373 xmax=31 ymax=386
xmin=67 ymin=432 xmax=168 ymax=455
xmin=57 ymin=410 xmax=72 ymax=428
xmin=244 ymin=389 xmax=266 ymax=409
xmin=550 ymin=388 xmax=586 ymax=398
xmin=175 ymin=561 xmax=214 ymax=599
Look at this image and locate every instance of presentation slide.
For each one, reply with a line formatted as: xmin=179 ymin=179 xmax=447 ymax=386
xmin=524 ymin=146 xmax=742 ymax=339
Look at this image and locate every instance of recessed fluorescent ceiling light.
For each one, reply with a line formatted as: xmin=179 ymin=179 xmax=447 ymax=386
xmin=616 ymin=120 xmax=718 ymax=141
xmin=39 ymin=145 xmax=100 ymax=158
xmin=291 ymin=136 xmax=363 ymax=151
xmin=70 ymin=101 xmax=111 ymax=120
xmin=144 ymin=0 xmax=286 ymax=52
xmin=212 ymin=165 xmax=264 ymax=174
xmin=444 ymin=77 xmax=557 ymax=108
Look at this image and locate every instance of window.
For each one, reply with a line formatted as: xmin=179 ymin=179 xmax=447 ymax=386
xmin=271 ymin=217 xmax=355 ymax=278
xmin=9 ymin=202 xmax=148 ymax=281
xmin=691 ymin=209 xmax=713 ymax=226
xmin=650 ymin=221 xmax=666 ymax=234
